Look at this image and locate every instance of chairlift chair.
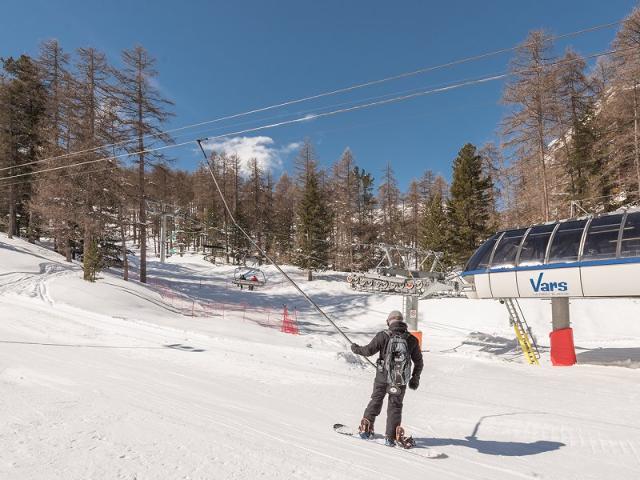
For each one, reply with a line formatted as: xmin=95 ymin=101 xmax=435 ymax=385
xmin=232 ymin=267 xmax=267 ymax=290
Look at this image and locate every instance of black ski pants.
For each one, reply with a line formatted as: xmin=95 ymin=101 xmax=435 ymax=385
xmin=363 ymin=380 xmax=406 ymax=438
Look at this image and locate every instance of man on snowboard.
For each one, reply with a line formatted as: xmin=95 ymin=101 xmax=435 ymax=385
xmin=350 ymin=310 xmax=423 ymax=447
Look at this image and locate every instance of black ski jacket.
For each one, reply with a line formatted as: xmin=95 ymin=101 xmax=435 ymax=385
xmin=352 ymin=322 xmax=423 ymax=381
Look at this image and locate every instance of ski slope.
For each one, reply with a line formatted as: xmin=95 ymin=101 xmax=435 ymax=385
xmin=1 ymin=233 xmax=640 ymax=479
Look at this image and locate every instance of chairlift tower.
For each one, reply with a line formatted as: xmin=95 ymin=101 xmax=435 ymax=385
xmin=347 ymin=244 xmax=455 ymax=297
xmin=347 ymin=244 xmax=459 ymax=341
xmin=146 ymin=200 xmax=181 ymax=264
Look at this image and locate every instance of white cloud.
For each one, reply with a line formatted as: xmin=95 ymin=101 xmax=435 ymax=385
xmin=202 ymin=136 xmax=300 ymax=175
xmin=280 ymin=141 xmax=302 ymax=154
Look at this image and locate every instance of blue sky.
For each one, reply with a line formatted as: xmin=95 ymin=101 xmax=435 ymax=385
xmin=1 ymin=0 xmax=637 ymax=189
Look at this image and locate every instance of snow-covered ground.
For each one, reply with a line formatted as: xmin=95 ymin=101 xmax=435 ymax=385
xmin=1 ymin=232 xmax=640 ymax=479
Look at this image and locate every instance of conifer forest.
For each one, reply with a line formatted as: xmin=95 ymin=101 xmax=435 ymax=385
xmin=3 ymin=9 xmax=640 ymax=281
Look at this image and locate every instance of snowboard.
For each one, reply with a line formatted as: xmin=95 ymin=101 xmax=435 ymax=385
xmin=333 ymin=423 xmax=448 ymax=459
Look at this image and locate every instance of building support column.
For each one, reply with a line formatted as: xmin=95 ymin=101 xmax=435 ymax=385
xmin=550 ymin=297 xmax=576 ymax=366
xmin=404 ymin=295 xmax=422 ymax=350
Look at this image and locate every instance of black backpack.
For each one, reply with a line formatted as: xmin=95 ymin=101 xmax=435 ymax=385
xmin=383 ymin=331 xmax=412 ymax=392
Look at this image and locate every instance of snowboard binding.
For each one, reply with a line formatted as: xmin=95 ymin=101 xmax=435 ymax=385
xmin=395 ymin=426 xmax=416 ymax=449
xmin=358 ymin=418 xmax=374 ymax=439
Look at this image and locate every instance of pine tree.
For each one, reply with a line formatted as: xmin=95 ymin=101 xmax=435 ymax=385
xmin=296 ymin=167 xmax=331 ymax=281
xmin=262 ymin=172 xmax=275 ymax=256
xmin=378 ymin=162 xmax=400 ymax=243
xmin=193 ymin=163 xmax=220 ymax=236
xmin=431 ymin=175 xmax=448 ymax=199
xmin=245 ymin=157 xmax=265 ymax=253
xmin=228 ymin=154 xmax=249 ymax=261
xmin=71 ymin=48 xmax=121 ymax=281
xmin=114 ymin=46 xmax=174 ymax=283
xmin=352 ymin=166 xmax=377 ymax=270
xmin=0 ymin=72 xmax=8 ymax=232
xmin=418 ymin=169 xmax=435 ymax=203
xmin=32 ymin=40 xmax=77 ymax=260
xmin=419 ymin=192 xmax=451 ymax=266
xmin=502 ymin=30 xmax=559 ymax=222
xmin=448 ymin=143 xmax=494 ymax=266
xmin=606 ymin=7 xmax=640 ymax=200
xmin=0 ymin=55 xmax=47 ymax=240
xmin=331 ymin=148 xmax=357 ymax=270
xmin=551 ymin=49 xmax=596 ymax=210
xmin=477 ymin=142 xmax=503 ymax=229
xmin=209 ymin=154 xmax=226 ymax=259
xmin=404 ymin=180 xmax=422 ymax=249
xmin=294 ymin=138 xmax=318 ymax=186
xmin=588 ymin=58 xmax=618 ymax=209
xmin=38 ymin=39 xmax=70 ymax=153
xmin=273 ymin=172 xmax=296 ymax=260
xmin=83 ymin=238 xmax=101 ymax=282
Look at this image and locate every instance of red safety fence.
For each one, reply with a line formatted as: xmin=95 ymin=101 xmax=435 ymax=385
xmin=281 ymin=306 xmax=299 ymax=335
xmin=147 ymin=277 xmax=298 ymax=333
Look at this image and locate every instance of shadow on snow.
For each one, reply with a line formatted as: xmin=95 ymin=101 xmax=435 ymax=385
xmin=416 ymin=411 xmax=565 ymax=457
xmin=415 ymin=435 xmax=565 ymax=456
xmin=577 ymin=347 xmax=640 ymax=368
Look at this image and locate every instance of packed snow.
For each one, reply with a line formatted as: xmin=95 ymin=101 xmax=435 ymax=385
xmin=1 ymin=233 xmax=640 ymax=479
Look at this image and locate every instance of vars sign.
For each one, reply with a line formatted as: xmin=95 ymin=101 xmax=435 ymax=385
xmin=529 ymin=272 xmax=568 ymax=293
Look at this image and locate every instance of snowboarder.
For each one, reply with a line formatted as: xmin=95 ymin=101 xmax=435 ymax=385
xmin=350 ymin=310 xmax=423 ymax=447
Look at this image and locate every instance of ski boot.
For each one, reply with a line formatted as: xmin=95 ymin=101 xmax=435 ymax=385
xmin=384 ymin=437 xmax=396 ymax=447
xmin=395 ymin=426 xmax=416 ymax=449
xmin=358 ymin=418 xmax=374 ymax=439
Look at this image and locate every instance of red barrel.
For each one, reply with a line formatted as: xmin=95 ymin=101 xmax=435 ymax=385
xmin=549 ymin=328 xmax=577 ymax=366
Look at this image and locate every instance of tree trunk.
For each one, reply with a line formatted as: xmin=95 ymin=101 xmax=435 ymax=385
xmin=139 ymin=173 xmax=146 ymax=283
xmin=634 ymin=87 xmax=640 ymax=196
xmin=538 ymin=124 xmax=550 ymax=222
xmin=7 ymin=183 xmax=16 ymax=239
xmin=131 ymin=211 xmax=136 ymax=243
xmin=137 ymin=55 xmax=147 ymax=284
xmin=65 ymin=238 xmax=72 ymax=263
xmin=119 ymin=207 xmax=129 ymax=281
xmin=153 ymin=229 xmax=157 ymax=256
xmin=27 ymin=210 xmax=36 ymax=243
xmin=307 ymin=269 xmax=313 ymax=281
xmin=83 ymin=228 xmax=92 ymax=281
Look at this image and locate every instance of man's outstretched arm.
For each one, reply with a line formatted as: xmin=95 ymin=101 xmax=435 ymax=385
xmin=351 ymin=332 xmax=385 ymax=357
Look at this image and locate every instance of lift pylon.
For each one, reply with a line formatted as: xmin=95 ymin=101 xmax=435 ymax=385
xmin=346 ymin=244 xmax=456 ymax=297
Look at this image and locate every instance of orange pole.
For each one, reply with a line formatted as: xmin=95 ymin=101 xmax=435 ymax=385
xmin=410 ymin=331 xmax=423 ymax=350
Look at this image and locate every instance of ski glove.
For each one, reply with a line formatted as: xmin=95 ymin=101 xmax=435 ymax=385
xmin=408 ymin=376 xmax=420 ymax=390
xmin=350 ymin=343 xmax=361 ymax=354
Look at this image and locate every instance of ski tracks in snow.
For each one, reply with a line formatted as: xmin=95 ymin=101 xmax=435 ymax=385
xmin=0 ymin=261 xmax=73 ymax=304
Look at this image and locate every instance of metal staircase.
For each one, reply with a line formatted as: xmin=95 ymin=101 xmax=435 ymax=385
xmin=502 ymin=298 xmax=540 ymax=365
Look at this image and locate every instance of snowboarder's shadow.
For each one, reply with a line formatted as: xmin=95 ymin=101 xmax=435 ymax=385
xmin=164 ymin=343 xmax=206 ymax=353
xmin=415 ymin=436 xmax=564 ymax=456
xmin=415 ymin=412 xmax=565 ymax=456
